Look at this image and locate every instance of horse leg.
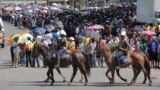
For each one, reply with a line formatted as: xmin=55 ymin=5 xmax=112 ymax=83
xmin=116 ymin=69 xmax=127 ymax=82
xmin=132 ymin=67 xmax=141 ymax=84
xmin=68 ymin=66 xmax=78 ymax=86
xmin=56 ymin=67 xmax=66 ymax=82
xmin=142 ymin=72 xmax=147 ymax=84
xmin=134 ymin=67 xmax=147 ymax=84
xmin=129 ymin=65 xmax=140 ymax=86
xmin=105 ymin=68 xmax=112 ymax=83
xmin=111 ymin=69 xmax=115 ymax=85
xmin=141 ymin=66 xmax=152 ymax=86
xmin=50 ymin=68 xmax=55 ymax=86
xmin=44 ymin=68 xmax=50 ymax=83
xmin=78 ymin=66 xmax=88 ymax=86
xmin=79 ymin=73 xmax=84 ymax=83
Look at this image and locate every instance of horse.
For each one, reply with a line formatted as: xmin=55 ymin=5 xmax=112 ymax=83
xmin=95 ymin=39 xmax=152 ymax=86
xmin=34 ymin=44 xmax=91 ymax=86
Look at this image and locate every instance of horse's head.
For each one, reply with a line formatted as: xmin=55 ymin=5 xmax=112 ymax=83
xmin=95 ymin=39 xmax=112 ymax=57
xmin=33 ymin=43 xmax=51 ymax=56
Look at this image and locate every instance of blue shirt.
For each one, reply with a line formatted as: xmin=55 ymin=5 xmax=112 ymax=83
xmin=52 ymin=32 xmax=61 ymax=42
xmin=13 ymin=41 xmax=20 ymax=53
xmin=150 ymin=41 xmax=157 ymax=52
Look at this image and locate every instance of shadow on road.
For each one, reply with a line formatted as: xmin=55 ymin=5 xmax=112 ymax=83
xmin=0 ymin=60 xmax=12 ymax=69
xmin=8 ymin=81 xmax=158 ymax=87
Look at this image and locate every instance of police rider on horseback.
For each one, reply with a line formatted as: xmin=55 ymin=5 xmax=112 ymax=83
xmin=54 ymin=30 xmax=68 ymax=68
xmin=114 ymin=31 xmax=131 ymax=70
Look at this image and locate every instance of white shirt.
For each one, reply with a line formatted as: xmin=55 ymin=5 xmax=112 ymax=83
xmin=45 ymin=33 xmax=52 ymax=44
xmin=36 ymin=35 xmax=43 ymax=44
xmin=43 ymin=40 xmax=48 ymax=46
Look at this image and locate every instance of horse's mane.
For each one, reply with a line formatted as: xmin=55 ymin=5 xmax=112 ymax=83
xmin=38 ymin=44 xmax=52 ymax=52
xmin=100 ymin=40 xmax=110 ymax=51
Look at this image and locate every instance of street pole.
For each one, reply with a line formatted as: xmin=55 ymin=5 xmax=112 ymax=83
xmin=34 ymin=0 xmax=37 ymax=4
xmin=47 ymin=0 xmax=49 ymax=5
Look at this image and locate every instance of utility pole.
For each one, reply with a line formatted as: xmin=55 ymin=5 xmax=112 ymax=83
xmin=47 ymin=0 xmax=49 ymax=5
xmin=34 ymin=0 xmax=37 ymax=4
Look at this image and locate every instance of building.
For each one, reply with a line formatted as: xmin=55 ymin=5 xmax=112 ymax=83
xmin=49 ymin=0 xmax=68 ymax=4
xmin=0 ymin=0 xmax=46 ymax=4
xmin=137 ymin=0 xmax=160 ymax=23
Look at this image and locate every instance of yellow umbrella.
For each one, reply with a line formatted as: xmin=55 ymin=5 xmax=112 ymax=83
xmin=18 ymin=33 xmax=34 ymax=43
xmin=7 ymin=34 xmax=21 ymax=46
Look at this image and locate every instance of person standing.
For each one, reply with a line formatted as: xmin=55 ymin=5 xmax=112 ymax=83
xmin=140 ymin=39 xmax=148 ymax=54
xmin=148 ymin=37 xmax=157 ymax=68
xmin=12 ymin=37 xmax=20 ymax=68
xmin=7 ymin=35 xmax=14 ymax=63
xmin=24 ymin=37 xmax=33 ymax=67
xmin=87 ymin=39 xmax=94 ymax=68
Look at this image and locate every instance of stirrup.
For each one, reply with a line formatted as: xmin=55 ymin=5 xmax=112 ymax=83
xmin=115 ymin=66 xmax=120 ymax=70
xmin=54 ymin=65 xmax=60 ymax=68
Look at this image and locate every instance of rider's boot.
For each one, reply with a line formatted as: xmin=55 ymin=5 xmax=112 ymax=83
xmin=54 ymin=55 xmax=60 ymax=68
xmin=115 ymin=57 xmax=120 ymax=70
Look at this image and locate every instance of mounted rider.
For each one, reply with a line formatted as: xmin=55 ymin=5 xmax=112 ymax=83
xmin=114 ymin=31 xmax=131 ymax=70
xmin=54 ymin=30 xmax=68 ymax=68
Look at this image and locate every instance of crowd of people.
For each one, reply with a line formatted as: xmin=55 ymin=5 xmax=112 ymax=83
xmin=1 ymin=3 xmax=160 ymax=69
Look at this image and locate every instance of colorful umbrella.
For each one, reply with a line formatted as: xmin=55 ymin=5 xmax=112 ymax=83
xmin=81 ymin=30 xmax=100 ymax=39
xmin=50 ymin=7 xmax=61 ymax=11
xmin=141 ymin=30 xmax=156 ymax=35
xmin=14 ymin=6 xmax=22 ymax=11
xmin=18 ymin=33 xmax=34 ymax=43
xmin=86 ymin=25 xmax=104 ymax=30
xmin=33 ymin=27 xmax=46 ymax=35
xmin=5 ymin=6 xmax=13 ymax=11
xmin=7 ymin=34 xmax=21 ymax=46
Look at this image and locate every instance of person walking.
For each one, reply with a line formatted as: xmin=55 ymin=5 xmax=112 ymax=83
xmin=24 ymin=37 xmax=33 ymax=67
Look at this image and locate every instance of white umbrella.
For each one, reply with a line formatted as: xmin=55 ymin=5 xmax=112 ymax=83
xmin=43 ymin=6 xmax=48 ymax=10
xmin=14 ymin=6 xmax=22 ymax=11
xmin=5 ymin=6 xmax=13 ymax=11
xmin=42 ymin=10 xmax=47 ymax=13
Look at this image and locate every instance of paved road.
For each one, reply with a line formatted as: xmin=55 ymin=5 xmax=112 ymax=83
xmin=0 ymin=22 xmax=160 ymax=90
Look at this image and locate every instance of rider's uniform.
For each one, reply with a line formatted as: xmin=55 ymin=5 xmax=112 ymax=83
xmin=115 ymin=31 xmax=130 ymax=69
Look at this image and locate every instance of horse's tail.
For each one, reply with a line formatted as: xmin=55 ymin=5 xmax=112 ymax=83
xmin=82 ymin=52 xmax=91 ymax=76
xmin=143 ymin=53 xmax=151 ymax=76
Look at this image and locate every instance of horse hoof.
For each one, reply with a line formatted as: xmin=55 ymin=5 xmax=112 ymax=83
xmin=68 ymin=83 xmax=71 ymax=86
xmin=142 ymin=82 xmax=146 ymax=84
xmin=128 ymin=83 xmax=132 ymax=86
xmin=148 ymin=83 xmax=152 ymax=86
xmin=50 ymin=83 xmax=53 ymax=86
xmin=84 ymin=83 xmax=87 ymax=86
xmin=124 ymin=79 xmax=127 ymax=82
xmin=44 ymin=80 xmax=49 ymax=83
xmin=79 ymin=80 xmax=83 ymax=83
xmin=63 ymin=80 xmax=66 ymax=83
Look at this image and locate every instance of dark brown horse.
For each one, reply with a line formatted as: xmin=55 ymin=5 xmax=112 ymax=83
xmin=96 ymin=39 xmax=152 ymax=86
xmin=34 ymin=44 xmax=90 ymax=86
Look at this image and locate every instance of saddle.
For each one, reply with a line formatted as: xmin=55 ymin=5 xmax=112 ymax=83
xmin=119 ymin=55 xmax=129 ymax=64
xmin=53 ymin=49 xmax=70 ymax=60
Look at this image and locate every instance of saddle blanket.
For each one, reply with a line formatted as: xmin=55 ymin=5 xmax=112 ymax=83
xmin=119 ymin=55 xmax=129 ymax=64
xmin=52 ymin=52 xmax=70 ymax=60
xmin=61 ymin=54 xmax=70 ymax=59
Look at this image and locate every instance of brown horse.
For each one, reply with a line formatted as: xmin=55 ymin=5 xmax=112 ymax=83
xmin=34 ymin=44 xmax=90 ymax=86
xmin=96 ymin=39 xmax=152 ymax=86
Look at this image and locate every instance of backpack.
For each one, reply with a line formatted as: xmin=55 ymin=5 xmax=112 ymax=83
xmin=24 ymin=41 xmax=32 ymax=52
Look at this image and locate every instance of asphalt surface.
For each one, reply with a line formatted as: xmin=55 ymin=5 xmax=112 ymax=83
xmin=0 ymin=22 xmax=160 ymax=90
